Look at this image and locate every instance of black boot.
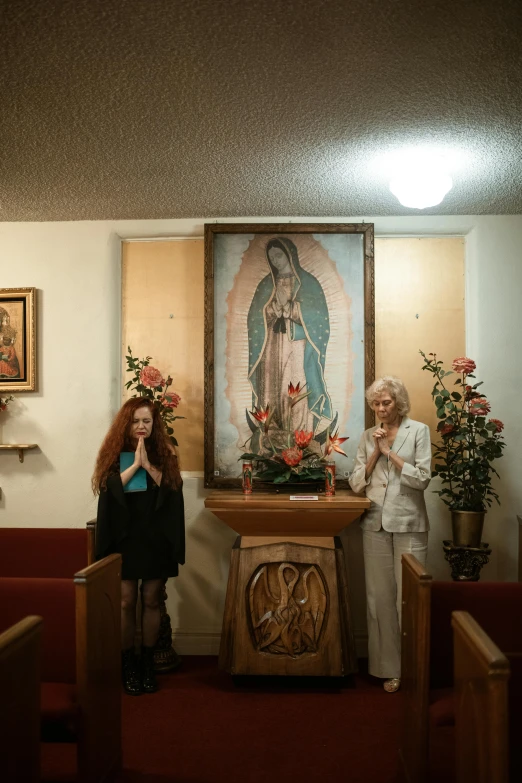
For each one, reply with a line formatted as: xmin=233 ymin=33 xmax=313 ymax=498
xmin=121 ymin=648 xmax=142 ymax=696
xmin=141 ymin=646 xmax=158 ymax=693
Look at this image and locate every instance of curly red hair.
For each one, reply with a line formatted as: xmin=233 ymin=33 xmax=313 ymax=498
xmin=92 ymin=398 xmax=181 ymax=494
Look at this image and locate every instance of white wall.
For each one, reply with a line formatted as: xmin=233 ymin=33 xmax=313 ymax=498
xmin=465 ymin=218 xmax=522 ymax=581
xmin=1 ymin=215 xmax=520 ymax=653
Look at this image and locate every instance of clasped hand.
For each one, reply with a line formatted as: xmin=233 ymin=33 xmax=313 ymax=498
xmin=133 ymin=437 xmax=150 ymax=470
xmin=372 ymin=428 xmax=391 ymax=456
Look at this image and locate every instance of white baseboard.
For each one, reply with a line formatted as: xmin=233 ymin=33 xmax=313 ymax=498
xmin=172 ymin=630 xmax=369 ymax=658
xmin=172 ymin=631 xmax=221 ymax=655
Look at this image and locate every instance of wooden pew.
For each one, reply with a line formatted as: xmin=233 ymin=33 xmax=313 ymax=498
xmin=0 ymin=554 xmax=122 ymax=783
xmin=0 ymin=616 xmax=42 ymax=783
xmin=0 ymin=525 xmax=96 ymax=577
xmin=399 ymin=553 xmax=522 ymax=783
xmin=399 ymin=553 xmax=433 ymax=783
xmin=452 ymin=610 xmax=510 ymax=783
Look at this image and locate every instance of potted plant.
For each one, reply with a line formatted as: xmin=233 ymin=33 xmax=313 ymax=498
xmin=0 ymin=396 xmax=14 ymax=444
xmin=239 ymin=381 xmax=348 ymax=487
xmin=0 ymin=395 xmax=14 ymax=413
xmin=124 ymin=347 xmax=184 ymax=448
xmin=420 ymin=351 xmax=505 ymax=547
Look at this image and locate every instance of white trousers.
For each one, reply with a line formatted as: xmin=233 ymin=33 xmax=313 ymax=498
xmin=362 ymin=528 xmax=428 ymax=679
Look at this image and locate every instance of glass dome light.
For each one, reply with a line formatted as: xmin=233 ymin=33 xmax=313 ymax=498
xmin=389 ymin=154 xmax=453 ymax=209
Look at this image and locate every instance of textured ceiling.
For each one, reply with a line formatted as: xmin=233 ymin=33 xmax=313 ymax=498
xmin=2 ymin=0 xmax=522 ymax=221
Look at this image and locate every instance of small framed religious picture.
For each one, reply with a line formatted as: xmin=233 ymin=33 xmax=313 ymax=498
xmin=0 ymin=287 xmax=37 ymax=392
xmin=204 ymin=223 xmax=375 ymax=489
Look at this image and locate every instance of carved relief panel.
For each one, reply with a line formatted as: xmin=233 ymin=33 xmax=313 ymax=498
xmin=247 ymin=562 xmax=328 ymax=657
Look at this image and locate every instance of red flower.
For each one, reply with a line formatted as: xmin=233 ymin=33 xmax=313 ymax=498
xmin=294 ymin=430 xmax=313 ymax=449
xmin=287 ymin=381 xmax=310 ymax=407
xmin=452 ymin=357 xmax=476 ymax=374
xmin=250 ymin=405 xmax=270 ymax=424
xmin=288 ymin=381 xmax=303 ymax=398
xmin=438 ymin=421 xmax=455 ymax=436
xmin=250 ymin=405 xmax=274 ymax=433
xmin=282 ymin=447 xmax=303 ymax=467
xmin=489 ymin=418 xmax=504 ymax=433
xmin=162 ymin=392 xmax=181 ymax=409
xmin=326 ymin=430 xmax=349 ymax=457
xmin=140 ymin=365 xmax=166 ymax=388
xmin=469 ymin=396 xmax=491 ymax=416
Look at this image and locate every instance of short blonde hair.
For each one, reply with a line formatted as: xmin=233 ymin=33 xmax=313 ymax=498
xmin=365 ymin=376 xmax=411 ymax=417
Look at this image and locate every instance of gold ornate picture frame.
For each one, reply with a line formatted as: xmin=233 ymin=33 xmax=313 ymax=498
xmin=204 ymin=223 xmax=375 ymax=489
xmin=0 ymin=287 xmax=37 ymax=392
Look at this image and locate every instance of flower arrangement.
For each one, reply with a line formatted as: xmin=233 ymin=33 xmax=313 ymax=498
xmin=420 ymin=351 xmax=505 ymax=512
xmin=240 ymin=381 xmax=348 ymax=484
xmin=0 ymin=395 xmax=14 ymax=412
xmin=125 ymin=347 xmax=183 ymax=447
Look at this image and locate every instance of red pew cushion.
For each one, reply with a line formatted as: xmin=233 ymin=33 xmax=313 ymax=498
xmin=0 ymin=528 xmax=88 ymax=578
xmin=430 ymin=581 xmax=522 ymax=689
xmin=41 ymin=683 xmax=78 ymax=742
xmin=0 ymin=577 xmax=76 ymax=683
xmin=429 ymin=688 xmax=455 ymax=728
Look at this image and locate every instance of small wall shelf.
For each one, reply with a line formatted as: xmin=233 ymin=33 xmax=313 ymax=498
xmin=0 ymin=444 xmax=38 ymax=463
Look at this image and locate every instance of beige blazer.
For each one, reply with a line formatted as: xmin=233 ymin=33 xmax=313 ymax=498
xmin=349 ymin=417 xmax=432 ymax=533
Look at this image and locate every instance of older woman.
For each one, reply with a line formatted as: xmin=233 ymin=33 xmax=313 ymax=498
xmin=349 ymin=377 xmax=431 ymax=692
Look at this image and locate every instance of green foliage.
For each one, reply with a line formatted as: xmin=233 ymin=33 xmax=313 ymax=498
xmin=420 ymin=351 xmax=505 ymax=512
xmin=239 ymin=447 xmax=327 ymax=485
xmin=125 ymin=347 xmax=184 ymax=448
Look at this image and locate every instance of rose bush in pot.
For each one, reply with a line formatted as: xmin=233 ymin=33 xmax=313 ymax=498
xmin=420 ymin=351 xmax=505 ymax=547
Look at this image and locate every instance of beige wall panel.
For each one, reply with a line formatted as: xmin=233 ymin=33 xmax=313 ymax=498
xmin=374 ymin=237 xmax=465 ymax=437
xmin=122 ymin=240 xmax=204 ymax=471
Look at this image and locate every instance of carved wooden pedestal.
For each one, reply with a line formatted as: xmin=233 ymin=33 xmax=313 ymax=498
xmin=443 ymin=539 xmax=492 ymax=581
xmin=205 ymin=491 xmax=369 ymax=677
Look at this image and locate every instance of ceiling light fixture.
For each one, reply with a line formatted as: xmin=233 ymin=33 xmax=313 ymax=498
xmin=388 ymin=150 xmax=453 ymax=209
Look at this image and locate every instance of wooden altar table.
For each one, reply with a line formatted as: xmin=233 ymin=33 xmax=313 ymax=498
xmin=205 ymin=490 xmax=369 ymax=677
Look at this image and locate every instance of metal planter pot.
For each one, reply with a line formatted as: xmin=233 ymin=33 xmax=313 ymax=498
xmin=451 ymin=510 xmax=485 ymax=548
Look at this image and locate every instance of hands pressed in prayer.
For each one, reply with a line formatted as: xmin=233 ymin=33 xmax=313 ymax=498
xmin=133 ymin=437 xmax=151 ymax=470
xmin=372 ymin=427 xmax=391 ymax=456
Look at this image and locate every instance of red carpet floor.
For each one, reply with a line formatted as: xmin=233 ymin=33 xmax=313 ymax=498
xmin=41 ymin=656 xmax=401 ymax=783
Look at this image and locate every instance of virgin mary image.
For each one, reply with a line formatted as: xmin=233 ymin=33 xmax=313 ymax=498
xmin=247 ymin=237 xmax=333 ymax=438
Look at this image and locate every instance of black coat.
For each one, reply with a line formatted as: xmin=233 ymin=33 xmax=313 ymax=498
xmin=95 ymin=473 xmax=185 ymax=567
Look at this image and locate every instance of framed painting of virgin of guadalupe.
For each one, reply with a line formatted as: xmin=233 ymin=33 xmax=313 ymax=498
xmin=204 ymin=223 xmax=374 ymax=489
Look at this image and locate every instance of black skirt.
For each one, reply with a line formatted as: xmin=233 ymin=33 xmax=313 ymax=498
xmin=115 ymin=475 xmax=179 ymax=581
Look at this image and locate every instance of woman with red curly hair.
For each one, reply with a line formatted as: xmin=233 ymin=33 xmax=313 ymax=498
xmin=92 ymin=398 xmax=185 ymax=696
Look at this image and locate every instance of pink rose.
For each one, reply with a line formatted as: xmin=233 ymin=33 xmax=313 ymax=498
xmin=489 ymin=418 xmax=504 ymax=433
xmin=140 ymin=365 xmax=165 ymax=388
xmin=438 ymin=421 xmax=455 ymax=436
xmin=469 ymin=396 xmax=491 ymax=416
xmin=452 ymin=357 xmax=476 ymax=374
xmin=162 ymin=392 xmax=181 ymax=409
xmin=281 ymin=447 xmax=303 ymax=467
